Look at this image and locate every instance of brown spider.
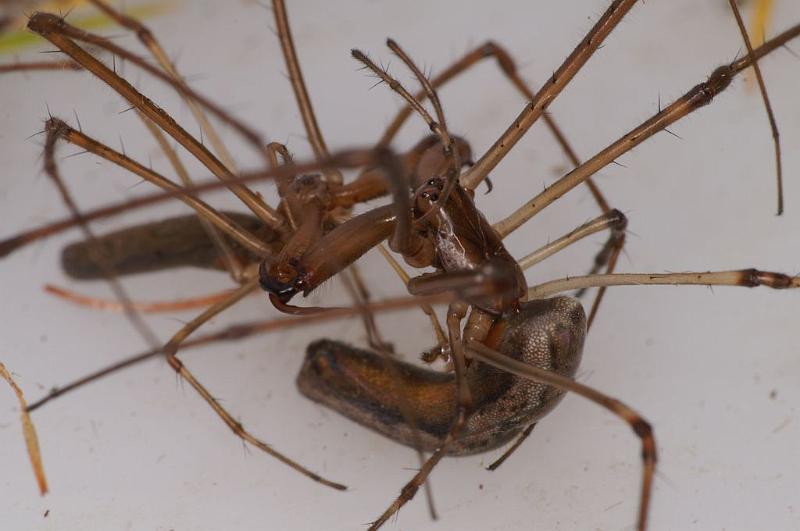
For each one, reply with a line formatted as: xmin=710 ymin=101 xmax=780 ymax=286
xmin=1 ymin=1 xmax=799 ymax=530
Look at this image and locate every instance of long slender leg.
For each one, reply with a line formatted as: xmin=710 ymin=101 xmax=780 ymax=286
xmin=138 ymin=117 xmax=246 ymax=281
xmin=585 ymin=236 xmax=625 ymax=330
xmin=466 ymin=341 xmax=656 ymax=531
xmin=87 ymin=0 xmax=247 ymax=280
xmin=45 ymin=118 xmax=272 ymax=257
xmin=0 ymin=60 xmax=80 ymax=73
xmin=492 ymin=23 xmax=800 ymax=239
xmin=266 ymin=142 xmax=304 ymax=230
xmin=377 ymin=40 xmax=610 ymax=214
xmin=462 ymin=0 xmax=640 ymax=190
xmin=43 ymin=119 xmax=161 ymax=349
xmin=271 ymin=0 xmax=343 ymax=185
xmin=87 ymin=0 xmax=240 ymax=174
xmin=486 ymin=422 xmax=536 ymax=472
xmin=0 ymin=44 xmax=271 ymax=272
xmin=45 ymin=284 xmax=242 ymax=313
xmin=479 ymin=210 xmax=625 ymax=468
xmin=579 ymin=216 xmax=627 ymax=330
xmin=352 ymin=51 xmax=447 ymax=147
xmin=160 ymin=276 xmax=347 ymax=490
xmin=381 ymin=39 xmax=462 ymax=210
xmin=352 ymin=44 xmax=463 ymax=219
xmin=384 ymin=39 xmax=454 ymax=152
xmin=528 ymin=269 xmax=800 ymax=299
xmin=517 ymin=210 xmax=626 ymax=271
xmin=351 ymin=45 xmax=475 ymax=288
xmin=28 ymin=13 xmax=284 ymax=229
xmin=340 ymin=266 xmax=394 ymax=353
xmin=338 ymin=266 xmax=440 ymax=521
xmin=15 ymin=14 xmax=270 ymax=156
xmin=377 ymin=244 xmax=448 ymax=354
xmin=728 ymin=0 xmax=784 ymax=214
xmin=368 ymin=302 xmax=473 ymax=530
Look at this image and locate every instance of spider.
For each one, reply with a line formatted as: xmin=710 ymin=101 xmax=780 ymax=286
xmin=1 ymin=1 xmax=799 ymax=530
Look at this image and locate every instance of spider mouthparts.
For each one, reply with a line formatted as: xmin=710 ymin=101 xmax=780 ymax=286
xmin=258 ymin=261 xmax=299 ymax=302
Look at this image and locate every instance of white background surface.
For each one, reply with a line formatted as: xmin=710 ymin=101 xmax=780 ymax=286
xmin=2 ymin=1 xmax=800 ymax=530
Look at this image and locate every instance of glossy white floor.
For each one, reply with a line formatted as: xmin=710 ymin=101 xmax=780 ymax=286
xmin=2 ymin=1 xmax=799 ymax=530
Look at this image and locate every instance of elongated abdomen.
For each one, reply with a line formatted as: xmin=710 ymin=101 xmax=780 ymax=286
xmin=61 ymin=212 xmax=278 ymax=279
xmin=297 ymin=296 xmax=586 ymax=455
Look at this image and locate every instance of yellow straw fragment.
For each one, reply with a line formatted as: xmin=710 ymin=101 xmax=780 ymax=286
xmin=750 ymin=0 xmax=774 ymax=45
xmin=0 ymin=1 xmax=177 ymax=54
xmin=0 ymin=362 xmax=48 ymax=495
xmin=744 ymin=0 xmax=774 ymax=93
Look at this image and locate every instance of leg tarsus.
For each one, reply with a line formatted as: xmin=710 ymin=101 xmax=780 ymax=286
xmin=486 ymin=422 xmax=536 ymax=471
xmin=162 ymin=279 xmax=349 ymax=491
xmin=378 ymin=39 xmax=611 ymax=215
xmin=466 ymin=340 xmax=657 ymax=531
xmin=581 ymin=209 xmax=627 ymax=329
